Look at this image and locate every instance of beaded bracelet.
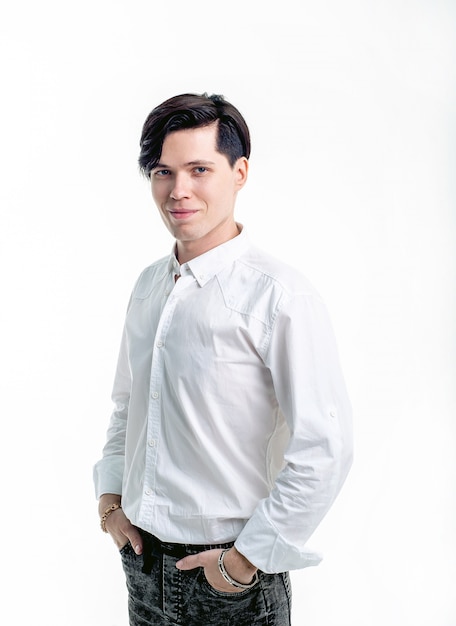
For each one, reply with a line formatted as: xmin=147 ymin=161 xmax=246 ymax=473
xmin=217 ymin=548 xmax=259 ymax=589
xmin=100 ymin=503 xmax=122 ymax=532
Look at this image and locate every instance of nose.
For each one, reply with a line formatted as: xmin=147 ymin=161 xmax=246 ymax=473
xmin=170 ymin=172 xmax=191 ymax=200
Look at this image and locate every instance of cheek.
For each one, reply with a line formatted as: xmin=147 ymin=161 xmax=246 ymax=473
xmin=151 ymin=184 xmax=164 ymax=205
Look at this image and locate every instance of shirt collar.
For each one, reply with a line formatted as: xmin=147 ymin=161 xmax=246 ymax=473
xmin=168 ymin=224 xmax=250 ymax=287
xmin=167 ymin=248 xmax=181 ymax=276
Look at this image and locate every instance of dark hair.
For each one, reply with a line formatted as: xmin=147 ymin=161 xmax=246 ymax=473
xmin=138 ymin=93 xmax=251 ymax=177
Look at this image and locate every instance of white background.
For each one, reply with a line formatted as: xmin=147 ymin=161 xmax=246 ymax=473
xmin=1 ymin=1 xmax=455 ymax=624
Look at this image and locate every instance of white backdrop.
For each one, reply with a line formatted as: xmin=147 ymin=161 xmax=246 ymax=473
xmin=1 ymin=1 xmax=455 ymax=624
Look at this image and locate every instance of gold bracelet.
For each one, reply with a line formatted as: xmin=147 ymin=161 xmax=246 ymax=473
xmin=100 ymin=503 xmax=122 ymax=532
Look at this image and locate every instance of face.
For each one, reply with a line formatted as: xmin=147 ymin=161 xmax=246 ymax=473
xmin=150 ymin=123 xmax=248 ymax=263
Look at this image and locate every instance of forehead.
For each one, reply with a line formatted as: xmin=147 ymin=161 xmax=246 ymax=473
xmin=160 ymin=124 xmax=219 ymax=161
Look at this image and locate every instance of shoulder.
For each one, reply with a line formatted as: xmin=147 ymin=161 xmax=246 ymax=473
xmin=235 ymin=246 xmax=321 ymax=298
xmin=217 ymin=246 xmax=323 ymax=326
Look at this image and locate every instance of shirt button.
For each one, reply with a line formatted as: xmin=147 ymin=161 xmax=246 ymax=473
xmin=148 ymin=439 xmax=156 ymax=447
xmin=145 ymin=488 xmax=153 ymax=496
xmin=329 ymin=410 xmax=336 ymax=418
xmin=156 ymin=340 xmax=163 ymax=348
xmin=152 ymin=391 xmax=159 ymax=399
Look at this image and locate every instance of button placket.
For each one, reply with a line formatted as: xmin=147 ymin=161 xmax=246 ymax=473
xmin=141 ymin=288 xmax=177 ymax=513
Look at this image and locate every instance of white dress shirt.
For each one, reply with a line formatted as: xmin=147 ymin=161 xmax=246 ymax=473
xmin=93 ymin=227 xmax=353 ymax=573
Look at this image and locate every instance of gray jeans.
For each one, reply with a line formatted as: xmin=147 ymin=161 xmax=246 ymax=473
xmin=120 ymin=530 xmax=292 ymax=625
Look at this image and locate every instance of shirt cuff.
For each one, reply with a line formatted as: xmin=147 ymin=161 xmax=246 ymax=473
xmin=93 ymin=456 xmax=124 ymax=499
xmin=234 ymin=511 xmax=322 ymax=574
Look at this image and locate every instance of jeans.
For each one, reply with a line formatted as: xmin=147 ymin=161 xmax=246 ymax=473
xmin=120 ymin=529 xmax=292 ymax=625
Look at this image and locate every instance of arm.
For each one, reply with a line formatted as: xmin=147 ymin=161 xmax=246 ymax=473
xmin=93 ymin=327 xmax=143 ymax=555
xmin=234 ymin=290 xmax=354 ymax=573
xmin=93 ymin=327 xmax=131 ymax=498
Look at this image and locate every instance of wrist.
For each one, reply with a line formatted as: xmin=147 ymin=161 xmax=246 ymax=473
xmin=98 ymin=494 xmax=122 ymax=531
xmin=219 ymin=547 xmax=258 ymax=588
xmin=98 ymin=493 xmax=121 ymax=518
xmin=100 ymin=502 xmax=122 ymax=533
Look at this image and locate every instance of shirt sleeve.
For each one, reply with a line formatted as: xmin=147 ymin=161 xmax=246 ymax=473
xmin=93 ymin=325 xmax=131 ymax=499
xmin=234 ymin=290 xmax=354 ymax=573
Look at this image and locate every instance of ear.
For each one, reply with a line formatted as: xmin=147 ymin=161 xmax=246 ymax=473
xmin=234 ymin=157 xmax=249 ymax=190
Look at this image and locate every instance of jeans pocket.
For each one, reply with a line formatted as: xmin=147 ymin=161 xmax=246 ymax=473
xmin=201 ymin=570 xmax=258 ymax=599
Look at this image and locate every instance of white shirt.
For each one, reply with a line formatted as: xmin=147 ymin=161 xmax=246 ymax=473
xmin=93 ymin=228 xmax=353 ymax=573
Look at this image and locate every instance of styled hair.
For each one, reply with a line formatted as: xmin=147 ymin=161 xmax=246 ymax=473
xmin=138 ymin=92 xmax=251 ymax=177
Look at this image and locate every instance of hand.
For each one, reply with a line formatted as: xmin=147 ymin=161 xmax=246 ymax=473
xmin=176 ymin=547 xmax=257 ymax=594
xmin=99 ymin=495 xmax=143 ymax=555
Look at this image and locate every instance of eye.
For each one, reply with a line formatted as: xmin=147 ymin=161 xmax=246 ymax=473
xmin=194 ymin=166 xmax=208 ymax=175
xmin=154 ymin=169 xmax=171 ymax=177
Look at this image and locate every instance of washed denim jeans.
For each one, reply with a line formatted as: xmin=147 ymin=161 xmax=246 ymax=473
xmin=120 ymin=529 xmax=292 ymax=625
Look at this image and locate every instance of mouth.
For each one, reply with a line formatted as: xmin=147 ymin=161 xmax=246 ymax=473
xmin=168 ymin=209 xmax=198 ymax=220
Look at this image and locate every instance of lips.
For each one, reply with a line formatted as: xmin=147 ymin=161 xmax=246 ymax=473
xmin=168 ymin=209 xmax=198 ymax=220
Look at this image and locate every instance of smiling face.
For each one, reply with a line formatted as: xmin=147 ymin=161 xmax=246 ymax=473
xmin=150 ymin=123 xmax=248 ymax=264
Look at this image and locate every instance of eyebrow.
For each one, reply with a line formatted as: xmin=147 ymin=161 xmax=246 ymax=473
xmin=153 ymin=160 xmax=216 ymax=169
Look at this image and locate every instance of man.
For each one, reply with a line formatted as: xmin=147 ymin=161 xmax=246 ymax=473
xmin=94 ymin=92 xmax=353 ymax=625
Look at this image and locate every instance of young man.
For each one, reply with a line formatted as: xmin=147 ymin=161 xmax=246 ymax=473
xmin=94 ymin=93 xmax=353 ymax=625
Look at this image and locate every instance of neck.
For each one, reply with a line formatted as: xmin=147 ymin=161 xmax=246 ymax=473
xmin=176 ymin=223 xmax=241 ymax=265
